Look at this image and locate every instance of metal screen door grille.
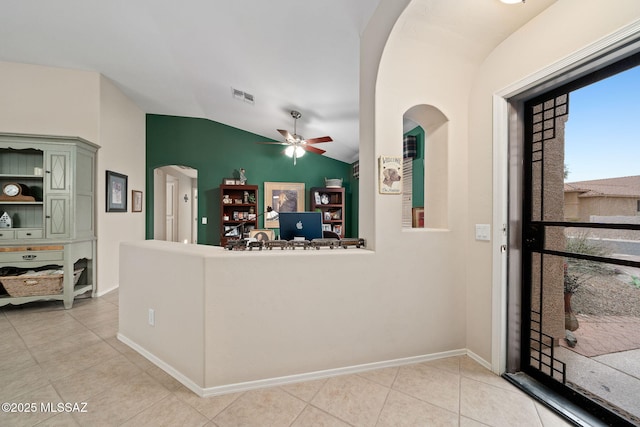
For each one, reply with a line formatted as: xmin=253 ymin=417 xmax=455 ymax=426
xmin=524 ymin=93 xmax=569 ymax=384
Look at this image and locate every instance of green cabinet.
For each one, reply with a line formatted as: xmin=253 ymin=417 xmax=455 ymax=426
xmin=0 ymin=133 xmax=100 ymax=308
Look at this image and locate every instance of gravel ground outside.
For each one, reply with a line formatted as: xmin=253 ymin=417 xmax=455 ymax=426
xmin=572 ymin=273 xmax=640 ymax=317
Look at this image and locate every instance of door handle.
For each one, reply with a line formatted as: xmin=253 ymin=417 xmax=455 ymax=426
xmin=524 ymin=224 xmax=544 ymax=251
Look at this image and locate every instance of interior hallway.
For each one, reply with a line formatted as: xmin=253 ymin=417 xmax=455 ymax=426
xmin=0 ymin=291 xmax=572 ymax=426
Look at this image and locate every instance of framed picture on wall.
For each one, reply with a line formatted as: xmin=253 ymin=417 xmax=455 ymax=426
xmin=106 ymin=170 xmax=128 ymax=212
xmin=132 ymin=190 xmax=143 ymax=212
xmin=378 ymin=155 xmax=403 ymax=194
xmin=263 ymin=182 xmax=305 ymax=229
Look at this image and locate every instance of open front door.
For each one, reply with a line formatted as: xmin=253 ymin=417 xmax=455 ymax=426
xmin=518 ymin=57 xmax=640 ymax=425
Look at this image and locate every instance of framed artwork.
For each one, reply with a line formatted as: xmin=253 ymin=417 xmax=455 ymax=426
xmin=132 ymin=190 xmax=143 ymax=212
xmin=333 ymin=224 xmax=342 ymax=235
xmin=264 ymin=182 xmax=305 ymax=228
xmin=379 ymin=155 xmax=403 ymax=194
xmin=249 ymin=229 xmax=275 ymax=241
xmin=412 ymin=207 xmax=425 ymax=228
xmin=106 ymin=170 xmax=128 ymax=212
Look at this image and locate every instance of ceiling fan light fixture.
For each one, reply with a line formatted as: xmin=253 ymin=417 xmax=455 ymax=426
xmin=285 ymin=145 xmax=305 ymax=158
xmin=500 ymin=0 xmax=524 ymax=4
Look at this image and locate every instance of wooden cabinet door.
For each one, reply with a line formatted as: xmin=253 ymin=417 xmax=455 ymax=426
xmin=46 ymin=151 xmax=71 ymax=193
xmin=46 ymin=195 xmax=70 ymax=239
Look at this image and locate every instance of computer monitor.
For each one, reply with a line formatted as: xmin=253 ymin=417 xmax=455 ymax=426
xmin=278 ymin=212 xmax=323 ymax=241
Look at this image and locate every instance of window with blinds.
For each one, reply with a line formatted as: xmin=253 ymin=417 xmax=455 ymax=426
xmin=402 ymin=134 xmax=417 ymax=228
xmin=402 ymin=159 xmax=413 ymax=228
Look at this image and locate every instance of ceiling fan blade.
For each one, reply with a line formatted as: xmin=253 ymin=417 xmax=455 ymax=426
xmin=277 ymin=129 xmax=293 ymax=140
xmin=304 ymin=136 xmax=333 ymax=144
xmin=303 ymin=145 xmax=326 ymax=155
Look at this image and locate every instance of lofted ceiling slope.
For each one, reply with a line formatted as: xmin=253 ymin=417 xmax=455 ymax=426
xmin=1 ymin=0 xmax=555 ymax=163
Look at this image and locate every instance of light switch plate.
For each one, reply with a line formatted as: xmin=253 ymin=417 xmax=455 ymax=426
xmin=475 ymin=224 xmax=491 ymax=241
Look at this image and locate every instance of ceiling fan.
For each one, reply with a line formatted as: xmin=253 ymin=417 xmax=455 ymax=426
xmin=258 ymin=110 xmax=333 ymax=165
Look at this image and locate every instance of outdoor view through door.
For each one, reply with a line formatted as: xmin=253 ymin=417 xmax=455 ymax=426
xmin=519 ymin=56 xmax=640 ymax=425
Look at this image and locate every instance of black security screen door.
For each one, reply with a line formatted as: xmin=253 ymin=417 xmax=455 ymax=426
xmin=521 ymin=55 xmax=640 ymax=425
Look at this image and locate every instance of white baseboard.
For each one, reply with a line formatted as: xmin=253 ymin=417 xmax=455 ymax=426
xmin=117 ymin=333 xmax=204 ymax=396
xmin=466 ymin=349 xmax=492 ymax=371
xmin=96 ymin=284 xmax=119 ymax=297
xmin=116 ymin=334 xmax=491 ymax=398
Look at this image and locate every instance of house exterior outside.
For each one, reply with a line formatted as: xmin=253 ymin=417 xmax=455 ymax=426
xmin=564 ymin=175 xmax=640 ymax=222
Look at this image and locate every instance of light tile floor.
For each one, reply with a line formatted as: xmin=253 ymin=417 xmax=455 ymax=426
xmin=0 ymin=291 xmax=572 ymax=426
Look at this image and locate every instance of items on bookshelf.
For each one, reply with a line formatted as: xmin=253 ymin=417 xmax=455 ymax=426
xmin=219 ymin=184 xmax=258 ymax=246
xmin=310 ymin=187 xmax=345 ymax=238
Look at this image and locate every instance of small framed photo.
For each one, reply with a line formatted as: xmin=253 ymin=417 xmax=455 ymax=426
xmin=333 ymin=224 xmax=342 ymax=235
xmin=324 ymin=211 xmax=332 ymax=221
xmin=322 ymin=224 xmax=332 ymax=232
xmin=249 ymin=229 xmax=275 ymax=241
xmin=223 ymin=178 xmax=237 ymax=185
xmin=412 ymin=207 xmax=425 ymax=228
xmin=132 ymin=190 xmax=143 ymax=212
xmin=106 ymin=170 xmax=127 ymax=212
xmin=314 ymin=191 xmax=321 ymax=205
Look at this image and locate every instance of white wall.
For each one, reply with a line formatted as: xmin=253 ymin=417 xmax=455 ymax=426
xmin=0 ymin=61 xmax=146 ymax=295
xmin=363 ymin=0 xmax=640 ymax=366
xmin=98 ymin=76 xmax=146 ymax=293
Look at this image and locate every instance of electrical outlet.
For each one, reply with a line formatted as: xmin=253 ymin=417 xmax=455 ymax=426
xmin=148 ymin=308 xmax=155 ymax=326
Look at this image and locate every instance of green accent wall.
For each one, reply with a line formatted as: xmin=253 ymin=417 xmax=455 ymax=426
xmin=146 ymin=114 xmax=356 ymax=245
xmin=405 ymin=126 xmax=425 ymax=208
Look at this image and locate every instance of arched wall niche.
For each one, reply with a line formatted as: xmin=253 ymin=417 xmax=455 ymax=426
xmin=403 ymin=104 xmax=449 ymax=229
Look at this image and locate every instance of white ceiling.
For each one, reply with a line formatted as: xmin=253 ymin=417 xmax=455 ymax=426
xmin=0 ymin=0 xmax=555 ymax=164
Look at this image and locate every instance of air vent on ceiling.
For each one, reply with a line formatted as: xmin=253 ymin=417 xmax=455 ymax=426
xmin=231 ymin=87 xmax=255 ymax=105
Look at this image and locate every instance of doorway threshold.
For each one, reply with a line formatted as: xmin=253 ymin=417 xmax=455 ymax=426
xmin=503 ymin=372 xmax=635 ymax=427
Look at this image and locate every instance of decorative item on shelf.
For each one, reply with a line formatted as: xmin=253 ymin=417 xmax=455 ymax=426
xmin=243 ymin=191 xmax=249 ymax=204
xmin=0 ymin=182 xmax=36 ymax=202
xmin=239 ymin=168 xmax=247 ymax=185
xmin=0 ymin=211 xmax=12 ymax=228
xmin=222 ymin=195 xmax=232 ymax=204
xmin=320 ymin=193 xmax=330 ymax=204
xmin=223 ymin=178 xmax=238 ymax=185
xmin=249 ymin=229 xmax=275 ymax=241
xmin=412 ymin=207 xmax=425 ymax=228
xmin=324 ymin=178 xmax=343 ymax=188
